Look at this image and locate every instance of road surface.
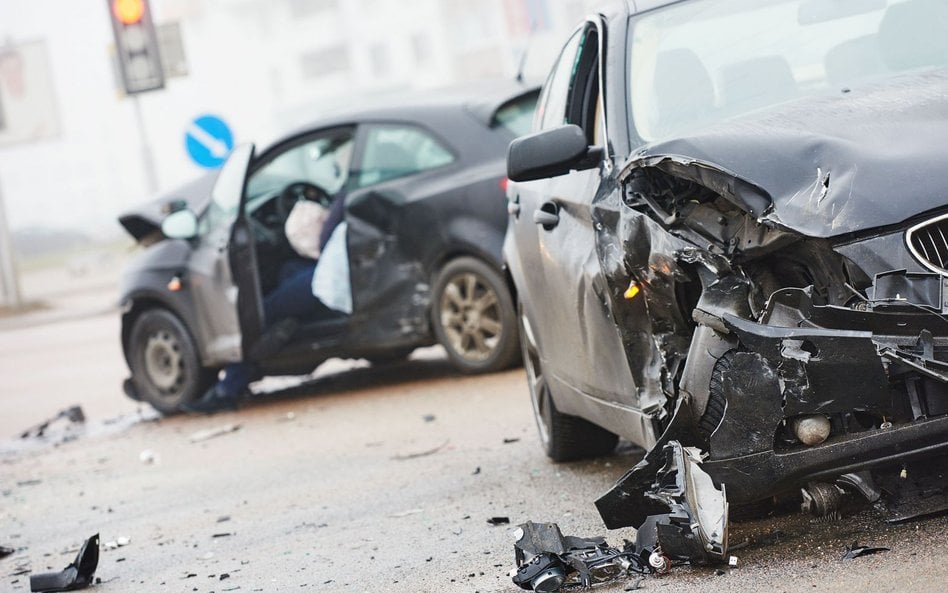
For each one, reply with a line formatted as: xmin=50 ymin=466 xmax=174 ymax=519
xmin=2 ymin=309 xmax=946 ymax=593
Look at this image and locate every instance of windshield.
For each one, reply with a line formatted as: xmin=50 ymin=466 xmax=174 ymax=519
xmin=629 ymin=0 xmax=948 ymax=142
xmin=492 ymin=91 xmax=540 ymax=137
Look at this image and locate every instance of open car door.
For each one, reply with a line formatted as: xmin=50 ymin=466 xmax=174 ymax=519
xmin=228 ymin=145 xmax=267 ymax=358
xmin=186 ymin=144 xmax=257 ymax=365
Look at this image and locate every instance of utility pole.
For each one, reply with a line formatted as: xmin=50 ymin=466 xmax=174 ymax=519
xmin=132 ymin=94 xmax=159 ymax=194
xmin=0 ymin=175 xmax=22 ymax=309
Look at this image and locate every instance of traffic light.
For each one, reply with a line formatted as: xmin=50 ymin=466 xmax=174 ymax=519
xmin=108 ymin=0 xmax=164 ymax=94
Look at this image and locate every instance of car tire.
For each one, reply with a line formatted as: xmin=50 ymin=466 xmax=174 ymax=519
xmin=127 ymin=308 xmax=216 ymax=415
xmin=699 ymin=350 xmax=734 ymax=440
xmin=520 ymin=304 xmax=618 ymax=462
xmin=431 ymin=257 xmax=520 ymax=373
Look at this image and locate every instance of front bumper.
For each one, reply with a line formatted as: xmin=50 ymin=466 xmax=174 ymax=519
xmin=597 ymin=286 xmax=948 ymax=528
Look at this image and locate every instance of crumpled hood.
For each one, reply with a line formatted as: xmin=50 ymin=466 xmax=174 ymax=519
xmin=118 ymin=172 xmax=217 ymax=243
xmin=626 ymin=69 xmax=948 ymax=238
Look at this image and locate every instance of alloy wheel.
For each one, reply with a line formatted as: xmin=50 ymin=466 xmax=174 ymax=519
xmin=439 ymin=272 xmax=504 ymax=362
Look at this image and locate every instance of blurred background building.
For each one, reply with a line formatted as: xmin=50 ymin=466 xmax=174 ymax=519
xmin=0 ymin=0 xmax=600 ymax=248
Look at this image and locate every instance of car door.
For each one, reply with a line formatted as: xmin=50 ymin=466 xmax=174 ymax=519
xmin=510 ymin=21 xmax=649 ymax=439
xmin=187 ymin=144 xmax=255 ymax=365
xmin=234 ymin=127 xmax=357 ymax=345
xmin=344 ymin=122 xmax=458 ymax=331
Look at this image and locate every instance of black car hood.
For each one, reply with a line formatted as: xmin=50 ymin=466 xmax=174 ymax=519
xmin=624 ymin=69 xmax=948 ymax=238
xmin=118 ymin=172 xmax=217 ymax=243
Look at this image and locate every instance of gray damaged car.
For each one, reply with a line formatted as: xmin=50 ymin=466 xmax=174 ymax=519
xmin=504 ymin=0 xmax=948 ymax=570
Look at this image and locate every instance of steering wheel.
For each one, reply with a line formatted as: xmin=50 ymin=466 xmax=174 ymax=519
xmin=275 ymin=181 xmax=333 ymax=222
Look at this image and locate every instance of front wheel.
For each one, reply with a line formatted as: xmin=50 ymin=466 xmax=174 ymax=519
xmin=520 ymin=305 xmax=618 ymax=461
xmin=431 ymin=257 xmax=520 ymax=373
xmin=127 ymin=308 xmax=216 ymax=415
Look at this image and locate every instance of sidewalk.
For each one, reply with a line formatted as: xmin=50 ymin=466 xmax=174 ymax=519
xmin=0 ymin=253 xmax=125 ymax=331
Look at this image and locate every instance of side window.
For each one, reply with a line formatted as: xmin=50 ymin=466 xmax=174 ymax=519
xmin=246 ymin=129 xmax=355 ymax=200
xmin=355 ymin=124 xmax=455 ymax=188
xmin=536 ymin=29 xmax=584 ymax=131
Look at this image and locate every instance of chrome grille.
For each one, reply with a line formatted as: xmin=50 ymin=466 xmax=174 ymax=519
xmin=907 ymin=214 xmax=948 ymax=275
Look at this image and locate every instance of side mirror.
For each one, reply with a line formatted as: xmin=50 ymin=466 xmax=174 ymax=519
xmin=507 ymin=124 xmax=603 ymax=182
xmin=161 ymin=209 xmax=198 ymax=239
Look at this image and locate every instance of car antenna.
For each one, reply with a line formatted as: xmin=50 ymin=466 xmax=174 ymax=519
xmin=515 ymin=20 xmax=538 ymax=83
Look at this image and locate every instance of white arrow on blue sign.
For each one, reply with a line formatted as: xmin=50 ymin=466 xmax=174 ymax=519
xmin=185 ymin=114 xmax=234 ymax=168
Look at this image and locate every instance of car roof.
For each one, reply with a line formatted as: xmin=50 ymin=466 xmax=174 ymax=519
xmin=269 ymin=79 xmax=541 ymax=151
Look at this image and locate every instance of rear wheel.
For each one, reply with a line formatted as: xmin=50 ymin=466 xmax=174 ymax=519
xmin=431 ymin=257 xmax=520 ymax=373
xmin=520 ymin=305 xmax=618 ymax=461
xmin=127 ymin=308 xmax=215 ymax=415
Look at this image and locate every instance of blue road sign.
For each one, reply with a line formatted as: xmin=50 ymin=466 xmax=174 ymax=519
xmin=185 ymin=114 xmax=234 ymax=168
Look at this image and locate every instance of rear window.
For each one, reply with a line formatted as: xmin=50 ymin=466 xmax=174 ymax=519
xmin=492 ymin=91 xmax=540 ymax=137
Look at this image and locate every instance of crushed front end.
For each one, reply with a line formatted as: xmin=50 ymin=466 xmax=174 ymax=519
xmin=595 ymin=153 xmax=948 ymax=542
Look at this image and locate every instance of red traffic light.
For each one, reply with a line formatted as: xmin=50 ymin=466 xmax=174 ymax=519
xmin=112 ymin=0 xmax=145 ymax=25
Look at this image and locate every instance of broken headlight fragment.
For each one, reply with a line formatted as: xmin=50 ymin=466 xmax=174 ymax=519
xmin=635 ymin=442 xmax=729 ymax=563
xmin=510 ymin=522 xmax=649 ymax=592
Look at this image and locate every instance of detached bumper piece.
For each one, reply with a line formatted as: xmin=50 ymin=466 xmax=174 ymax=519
xmin=30 ymin=533 xmax=99 ymax=592
xmin=637 ymin=442 xmax=728 ymax=563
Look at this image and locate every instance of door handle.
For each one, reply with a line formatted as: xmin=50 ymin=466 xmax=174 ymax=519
xmin=533 ymin=202 xmax=560 ymax=229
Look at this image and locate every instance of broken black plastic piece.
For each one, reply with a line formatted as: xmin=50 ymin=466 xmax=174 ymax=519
xmin=841 ymin=541 xmax=889 ymax=560
xmin=1 ymin=545 xmax=14 ymax=558
xmin=20 ymin=406 xmax=86 ymax=439
xmin=30 ymin=533 xmax=99 ymax=592
xmin=511 ymin=522 xmax=649 ymax=592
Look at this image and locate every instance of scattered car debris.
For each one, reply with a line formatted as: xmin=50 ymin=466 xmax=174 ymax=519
xmin=510 ymin=522 xmax=649 ymax=592
xmin=29 ymin=533 xmax=99 ymax=593
xmin=472 ymin=466 xmax=481 ymax=475
xmin=503 ymin=437 xmax=521 ymax=444
xmin=841 ymin=542 xmax=889 ymax=560
xmin=138 ymin=449 xmax=158 ymax=464
xmin=487 ymin=517 xmax=510 ymax=526
xmin=20 ymin=406 xmax=86 ymax=440
xmin=211 ymin=532 xmax=233 ymax=538
xmin=391 ymin=440 xmax=449 ymax=460
xmin=189 ymin=423 xmax=241 ymax=443
xmin=422 ymin=414 xmax=436 ymax=423
xmin=1 ymin=545 xmax=14 ymax=558
xmin=103 ymin=536 xmax=130 ymax=550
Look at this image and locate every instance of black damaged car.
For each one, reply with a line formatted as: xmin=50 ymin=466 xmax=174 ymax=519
xmin=504 ymin=0 xmax=948 ymax=563
xmin=119 ymin=82 xmax=538 ymax=414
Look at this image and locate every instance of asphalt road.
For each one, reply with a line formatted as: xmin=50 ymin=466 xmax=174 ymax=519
xmin=1 ymin=310 xmax=946 ymax=593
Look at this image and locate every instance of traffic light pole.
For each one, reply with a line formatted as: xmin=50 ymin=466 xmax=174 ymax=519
xmin=0 ymin=175 xmax=22 ymax=309
xmin=132 ymin=94 xmax=159 ymax=195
